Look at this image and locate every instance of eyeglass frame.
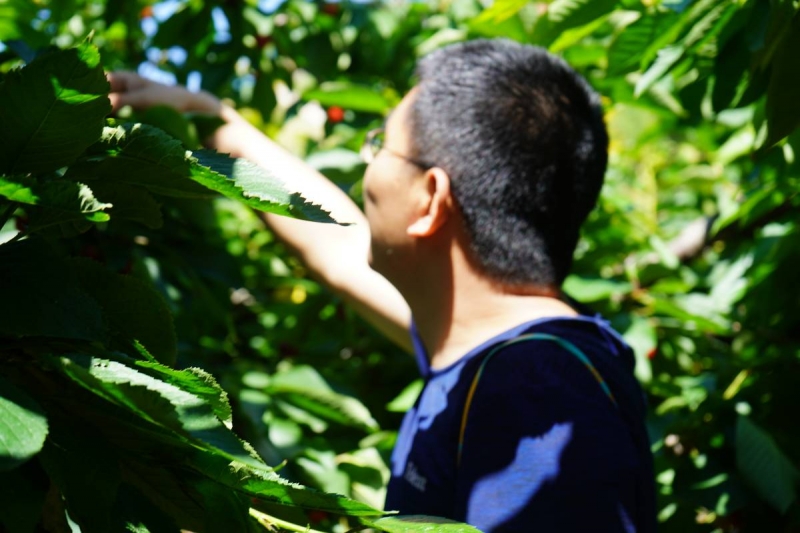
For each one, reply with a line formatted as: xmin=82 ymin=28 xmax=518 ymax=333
xmin=360 ymin=127 xmax=433 ymax=169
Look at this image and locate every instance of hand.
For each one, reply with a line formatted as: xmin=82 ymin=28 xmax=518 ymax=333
xmin=107 ymin=71 xmax=221 ymax=115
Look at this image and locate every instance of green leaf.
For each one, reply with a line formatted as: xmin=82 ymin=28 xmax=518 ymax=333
xmin=56 ymin=353 xmax=263 ymax=467
xmin=0 ymin=41 xmax=110 ymax=175
xmin=70 ymin=124 xmax=336 ymax=222
xmin=386 ymin=379 xmax=423 ymax=413
xmin=70 ymin=259 xmax=177 ymax=365
xmin=0 ymin=238 xmax=106 ymax=342
xmin=303 ymin=82 xmax=392 ymax=114
xmin=189 ymin=452 xmax=384 ymax=517
xmin=67 ymin=123 xmax=213 ymax=199
xmin=191 ymin=149 xmax=337 ymax=223
xmin=563 ymin=275 xmax=632 ymax=303
xmin=120 ymin=457 xmax=249 ymax=533
xmin=634 ymin=45 xmax=684 ymax=98
xmin=267 ymin=365 xmax=379 ymax=433
xmin=0 ymin=0 xmax=41 ymax=44
xmin=608 ymin=13 xmax=676 ymax=75
xmin=0 ymin=176 xmax=112 ymax=227
xmin=471 ymin=0 xmax=528 ymax=24
xmin=0 ymin=376 xmax=48 ymax=472
xmin=133 ymin=362 xmax=233 ymax=428
xmin=653 ymin=294 xmax=729 ymax=334
xmin=368 ymin=515 xmax=482 ymax=533
xmin=138 ymin=105 xmax=199 ymax=149
xmin=547 ymin=0 xmax=615 ymax=26
xmin=533 ymin=0 xmax=617 ymax=46
xmin=87 ymin=182 xmax=163 ymax=229
xmin=736 ymin=415 xmax=799 ymax=514
xmin=621 ymin=316 xmax=655 ymax=384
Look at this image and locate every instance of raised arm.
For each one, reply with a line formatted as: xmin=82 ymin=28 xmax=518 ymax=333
xmin=108 ymin=72 xmax=413 ymax=352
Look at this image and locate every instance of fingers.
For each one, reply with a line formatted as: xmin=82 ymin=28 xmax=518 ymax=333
xmin=105 ymin=71 xmax=221 ymax=115
xmin=107 ymin=71 xmax=147 ymax=93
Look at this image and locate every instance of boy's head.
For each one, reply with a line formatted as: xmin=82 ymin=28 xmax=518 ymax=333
xmin=408 ymin=39 xmax=608 ymax=288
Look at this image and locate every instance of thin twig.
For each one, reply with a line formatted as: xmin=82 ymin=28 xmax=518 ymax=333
xmin=249 ymin=508 xmax=326 ymax=533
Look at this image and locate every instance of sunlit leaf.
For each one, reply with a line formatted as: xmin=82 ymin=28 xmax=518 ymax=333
xmin=303 ymin=82 xmax=392 ymax=114
xmin=191 ymin=149 xmax=337 ymax=223
xmin=369 ymin=515 xmax=483 ymax=533
xmin=0 ymin=41 xmax=110 ymax=175
xmin=0 ymin=376 xmax=48 ymax=472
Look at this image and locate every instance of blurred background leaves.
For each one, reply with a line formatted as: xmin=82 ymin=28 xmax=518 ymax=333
xmin=1 ymin=0 xmax=799 ymax=531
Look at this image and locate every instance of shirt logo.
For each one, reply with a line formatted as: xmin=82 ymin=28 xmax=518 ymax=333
xmin=404 ymin=461 xmax=427 ymax=492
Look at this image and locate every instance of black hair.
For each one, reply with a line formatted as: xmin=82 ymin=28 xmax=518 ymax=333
xmin=410 ymin=39 xmax=608 ymax=287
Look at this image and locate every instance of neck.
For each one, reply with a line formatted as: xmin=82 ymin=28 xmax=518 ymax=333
xmin=403 ymin=247 xmax=578 ymax=370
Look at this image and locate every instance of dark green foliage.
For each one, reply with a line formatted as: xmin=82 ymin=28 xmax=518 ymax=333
xmin=1 ymin=1 xmax=799 ymax=532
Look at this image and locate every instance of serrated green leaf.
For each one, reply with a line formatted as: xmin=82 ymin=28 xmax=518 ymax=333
xmin=189 ymin=452 xmax=384 ymax=517
xmin=736 ymin=415 xmax=799 ymax=514
xmin=191 ymin=149 xmax=337 ymax=223
xmin=0 ymin=376 xmax=48 ymax=472
xmin=0 ymin=175 xmax=112 ymax=229
xmin=69 ymin=124 xmax=336 ymax=223
xmin=368 ymin=515 xmax=482 ymax=533
xmin=71 ymin=258 xmax=177 ymax=366
xmin=133 ymin=362 xmax=233 ymax=428
xmin=303 ymin=82 xmax=391 ymax=114
xmin=0 ymin=238 xmax=106 ymax=342
xmin=67 ymin=123 xmax=212 ymax=199
xmin=0 ymin=41 xmax=110 ymax=175
xmin=57 ymin=354 xmax=262 ymax=467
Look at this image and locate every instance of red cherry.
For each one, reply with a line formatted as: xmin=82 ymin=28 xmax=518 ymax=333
xmin=118 ymin=259 xmax=134 ymax=275
xmin=327 ymin=106 xmax=345 ymax=123
xmin=647 ymin=347 xmax=657 ymax=360
xmin=255 ymin=35 xmax=273 ymax=49
xmin=79 ymin=244 xmax=104 ymax=263
xmin=14 ymin=215 xmax=28 ymax=232
xmin=321 ymin=3 xmax=339 ymax=16
xmin=139 ymin=5 xmax=154 ymax=18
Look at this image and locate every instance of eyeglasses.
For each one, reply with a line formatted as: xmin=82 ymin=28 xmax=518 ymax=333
xmin=360 ymin=127 xmax=432 ymax=169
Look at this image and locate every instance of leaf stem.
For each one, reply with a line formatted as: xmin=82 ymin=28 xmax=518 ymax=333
xmin=249 ymin=508 xmax=326 ymax=533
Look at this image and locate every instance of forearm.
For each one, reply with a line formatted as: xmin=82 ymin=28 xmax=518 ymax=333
xmin=262 ymin=213 xmax=412 ymax=352
xmin=109 ymin=73 xmax=413 ymax=350
xmin=208 ymin=104 xmax=366 ymax=225
xmin=209 ymin=104 xmax=412 ymax=351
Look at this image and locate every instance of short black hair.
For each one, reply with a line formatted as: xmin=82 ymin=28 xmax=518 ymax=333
xmin=410 ymin=39 xmax=608 ymax=287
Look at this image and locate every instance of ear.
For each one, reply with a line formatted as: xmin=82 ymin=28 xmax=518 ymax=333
xmin=407 ymin=167 xmax=453 ymax=237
